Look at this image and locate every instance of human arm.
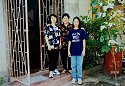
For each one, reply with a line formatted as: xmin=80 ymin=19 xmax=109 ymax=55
xmin=68 ymin=41 xmax=71 ymax=57
xmin=45 ymin=35 xmax=51 ymax=51
xmin=44 ymin=26 xmax=52 ymax=51
xmin=59 ymin=37 xmax=62 ymax=49
xmin=82 ymin=39 xmax=86 ymax=56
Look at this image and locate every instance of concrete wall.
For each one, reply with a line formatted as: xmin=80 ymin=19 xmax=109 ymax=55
xmin=64 ymin=0 xmax=91 ymax=22
xmin=79 ymin=0 xmax=92 ymax=17
xmin=0 ymin=0 xmax=8 ymax=76
xmin=64 ymin=0 xmax=79 ymax=22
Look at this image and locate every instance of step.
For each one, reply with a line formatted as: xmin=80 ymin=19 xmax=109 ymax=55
xmin=31 ymin=73 xmax=71 ymax=86
xmin=8 ymin=70 xmax=71 ymax=86
xmin=9 ymin=65 xmax=102 ymax=86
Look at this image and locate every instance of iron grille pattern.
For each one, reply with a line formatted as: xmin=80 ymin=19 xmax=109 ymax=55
xmin=39 ymin=0 xmax=64 ymax=69
xmin=6 ymin=0 xmax=30 ymax=84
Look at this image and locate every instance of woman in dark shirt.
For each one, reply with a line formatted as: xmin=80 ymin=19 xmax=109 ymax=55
xmin=60 ymin=13 xmax=72 ymax=74
xmin=44 ymin=14 xmax=61 ymax=78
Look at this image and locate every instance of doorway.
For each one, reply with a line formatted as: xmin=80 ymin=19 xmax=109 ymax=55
xmin=38 ymin=0 xmax=64 ymax=70
xmin=28 ymin=0 xmax=41 ymax=73
xmin=28 ymin=0 xmax=64 ymax=72
xmin=6 ymin=0 xmax=64 ymax=85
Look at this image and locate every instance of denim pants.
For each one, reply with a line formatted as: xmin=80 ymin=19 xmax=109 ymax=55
xmin=71 ymin=56 xmax=83 ymax=80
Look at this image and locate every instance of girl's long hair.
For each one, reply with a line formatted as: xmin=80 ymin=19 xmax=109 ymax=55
xmin=72 ymin=16 xmax=81 ymax=29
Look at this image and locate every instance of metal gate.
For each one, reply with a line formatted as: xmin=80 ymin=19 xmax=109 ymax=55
xmin=38 ymin=0 xmax=64 ymax=70
xmin=5 ymin=0 xmax=64 ymax=85
xmin=5 ymin=0 xmax=30 ymax=85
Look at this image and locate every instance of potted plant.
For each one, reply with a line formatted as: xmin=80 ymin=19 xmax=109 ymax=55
xmin=81 ymin=16 xmax=103 ymax=69
xmin=90 ymin=0 xmax=125 ymax=76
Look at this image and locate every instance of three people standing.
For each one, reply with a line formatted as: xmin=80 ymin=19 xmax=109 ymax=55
xmin=44 ymin=13 xmax=87 ymax=85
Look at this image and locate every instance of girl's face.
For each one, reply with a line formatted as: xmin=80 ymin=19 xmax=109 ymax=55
xmin=51 ymin=16 xmax=57 ymax=24
xmin=62 ymin=16 xmax=69 ymax=24
xmin=73 ymin=18 xmax=79 ymax=28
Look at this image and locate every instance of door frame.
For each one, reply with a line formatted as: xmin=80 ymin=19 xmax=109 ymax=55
xmin=5 ymin=0 xmax=30 ymax=85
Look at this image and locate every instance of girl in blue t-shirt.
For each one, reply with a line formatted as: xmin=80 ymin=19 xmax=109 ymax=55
xmin=67 ymin=17 xmax=87 ymax=85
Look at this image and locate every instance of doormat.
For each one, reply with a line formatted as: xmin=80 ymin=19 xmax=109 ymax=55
xmin=21 ymin=75 xmax=48 ymax=85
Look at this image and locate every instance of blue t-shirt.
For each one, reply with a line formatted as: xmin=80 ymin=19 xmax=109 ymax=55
xmin=67 ymin=29 xmax=87 ymax=56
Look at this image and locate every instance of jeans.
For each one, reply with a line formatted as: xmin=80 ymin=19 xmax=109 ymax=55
xmin=71 ymin=56 xmax=83 ymax=80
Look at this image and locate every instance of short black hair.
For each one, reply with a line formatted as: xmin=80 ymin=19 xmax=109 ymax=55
xmin=72 ymin=16 xmax=81 ymax=29
xmin=62 ymin=13 xmax=70 ymax=19
xmin=48 ymin=14 xmax=58 ymax=24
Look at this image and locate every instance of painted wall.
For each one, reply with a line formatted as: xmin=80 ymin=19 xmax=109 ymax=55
xmin=0 ymin=0 xmax=8 ymax=76
xmin=64 ymin=0 xmax=91 ymax=22
xmin=64 ymin=0 xmax=79 ymax=22
xmin=79 ymin=0 xmax=92 ymax=17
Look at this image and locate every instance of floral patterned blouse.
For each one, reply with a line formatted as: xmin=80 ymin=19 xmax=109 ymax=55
xmin=44 ymin=25 xmax=61 ymax=49
xmin=59 ymin=23 xmax=72 ymax=49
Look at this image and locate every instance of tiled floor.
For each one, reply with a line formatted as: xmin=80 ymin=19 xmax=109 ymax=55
xmin=8 ymin=65 xmax=125 ymax=86
xmin=8 ymin=65 xmax=105 ymax=86
xmin=61 ymin=71 xmax=125 ymax=86
xmin=9 ymin=71 xmax=71 ymax=86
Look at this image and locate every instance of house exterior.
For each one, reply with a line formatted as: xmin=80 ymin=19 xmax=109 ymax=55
xmin=0 ymin=0 xmax=8 ymax=78
xmin=0 ymin=0 xmax=91 ymax=84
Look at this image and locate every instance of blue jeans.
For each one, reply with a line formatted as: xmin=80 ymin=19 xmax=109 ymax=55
xmin=71 ymin=56 xmax=83 ymax=80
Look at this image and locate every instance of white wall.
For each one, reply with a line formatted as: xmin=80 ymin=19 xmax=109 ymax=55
xmin=0 ymin=0 xmax=8 ymax=76
xmin=64 ymin=0 xmax=79 ymax=22
xmin=79 ymin=0 xmax=92 ymax=17
xmin=64 ymin=0 xmax=92 ymax=22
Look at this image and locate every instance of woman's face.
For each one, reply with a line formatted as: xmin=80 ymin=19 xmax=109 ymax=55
xmin=73 ymin=18 xmax=79 ymax=28
xmin=51 ymin=16 xmax=57 ymax=24
xmin=62 ymin=16 xmax=69 ymax=24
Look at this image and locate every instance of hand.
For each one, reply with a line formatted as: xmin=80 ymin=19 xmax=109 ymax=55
xmin=68 ymin=51 xmax=71 ymax=57
xmin=59 ymin=46 xmax=62 ymax=49
xmin=48 ymin=46 xmax=52 ymax=51
xmin=82 ymin=51 xmax=85 ymax=56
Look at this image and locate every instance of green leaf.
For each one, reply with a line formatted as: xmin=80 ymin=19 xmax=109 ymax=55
xmin=103 ymin=1 xmax=108 ymax=6
xmin=105 ymin=34 xmax=109 ymax=40
xmin=105 ymin=45 xmax=110 ymax=53
xmin=92 ymin=8 xmax=98 ymax=14
xmin=101 ymin=45 xmax=110 ymax=53
xmin=90 ymin=0 xmax=98 ymax=6
xmin=100 ymin=35 xmax=104 ymax=42
xmin=101 ymin=46 xmax=105 ymax=52
xmin=92 ymin=1 xmax=98 ymax=7
xmin=116 ymin=46 xmax=120 ymax=52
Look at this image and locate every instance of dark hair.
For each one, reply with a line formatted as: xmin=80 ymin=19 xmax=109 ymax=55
xmin=72 ymin=16 xmax=81 ymax=29
xmin=62 ymin=13 xmax=70 ymax=19
xmin=48 ymin=14 xmax=58 ymax=24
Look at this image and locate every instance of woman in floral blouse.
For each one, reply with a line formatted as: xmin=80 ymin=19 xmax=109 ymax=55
xmin=60 ymin=13 xmax=72 ymax=74
xmin=44 ymin=14 xmax=61 ymax=78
